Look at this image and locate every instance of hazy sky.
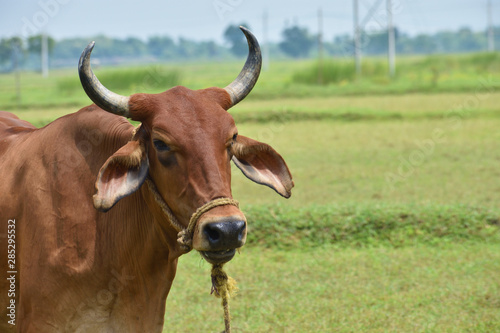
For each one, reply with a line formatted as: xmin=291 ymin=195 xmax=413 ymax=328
xmin=0 ymin=0 xmax=495 ymax=43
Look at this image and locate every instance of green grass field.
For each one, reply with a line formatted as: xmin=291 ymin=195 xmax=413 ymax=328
xmin=167 ymin=244 xmax=500 ymax=332
xmin=1 ymin=53 xmax=499 ymax=332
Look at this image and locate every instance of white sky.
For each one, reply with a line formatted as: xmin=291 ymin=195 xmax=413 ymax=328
xmin=0 ymin=0 xmax=495 ymax=43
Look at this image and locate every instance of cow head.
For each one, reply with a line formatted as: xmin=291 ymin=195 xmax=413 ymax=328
xmin=79 ymin=27 xmax=293 ymax=264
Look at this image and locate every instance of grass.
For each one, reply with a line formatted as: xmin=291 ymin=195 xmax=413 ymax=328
xmin=231 ymin=91 xmax=500 ymax=122
xmin=165 ymin=243 xmax=500 ymax=332
xmin=292 ymin=52 xmax=500 ymax=87
xmin=6 ymin=90 xmax=500 ymax=127
xmin=57 ymin=66 xmax=181 ymax=94
xmin=292 ymin=58 xmax=385 ymax=85
xmin=231 ymin=117 xmax=500 ymax=208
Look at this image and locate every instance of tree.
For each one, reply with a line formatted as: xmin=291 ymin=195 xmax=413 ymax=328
xmin=279 ymin=25 xmax=314 ymax=58
xmin=201 ymin=41 xmax=219 ymax=58
xmin=0 ymin=39 xmax=13 ymax=66
xmin=223 ymin=23 xmax=250 ymax=57
xmin=123 ymin=37 xmax=147 ymax=58
xmin=27 ymin=34 xmax=55 ymax=55
xmin=456 ymin=27 xmax=484 ymax=51
xmin=177 ymin=38 xmax=199 ymax=59
xmin=147 ymin=36 xmax=176 ymax=59
xmin=0 ymin=37 xmax=24 ymax=70
xmin=365 ymin=31 xmax=388 ymax=55
xmin=412 ymin=34 xmax=436 ymax=54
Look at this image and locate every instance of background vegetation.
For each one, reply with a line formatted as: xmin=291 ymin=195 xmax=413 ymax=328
xmin=1 ymin=23 xmax=499 ymax=71
xmin=0 ymin=46 xmax=499 ymax=331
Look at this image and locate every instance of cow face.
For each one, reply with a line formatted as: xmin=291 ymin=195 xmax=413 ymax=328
xmin=80 ymin=28 xmax=293 ymax=264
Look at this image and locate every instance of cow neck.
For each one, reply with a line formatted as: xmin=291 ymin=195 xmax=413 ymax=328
xmin=144 ymin=177 xmax=239 ymax=252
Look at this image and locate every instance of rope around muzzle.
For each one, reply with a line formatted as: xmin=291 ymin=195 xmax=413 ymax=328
xmin=145 ymin=178 xmax=239 ymax=333
xmin=177 ymin=196 xmax=240 ymax=253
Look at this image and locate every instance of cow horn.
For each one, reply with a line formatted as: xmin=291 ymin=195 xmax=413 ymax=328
xmin=224 ymin=26 xmax=262 ymax=107
xmin=78 ymin=41 xmax=131 ymax=117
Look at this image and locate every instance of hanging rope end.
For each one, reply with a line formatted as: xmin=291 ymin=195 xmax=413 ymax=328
xmin=211 ymin=263 xmax=238 ymax=298
xmin=211 ymin=263 xmax=237 ymax=333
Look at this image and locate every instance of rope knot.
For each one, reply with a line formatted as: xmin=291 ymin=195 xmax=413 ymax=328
xmin=177 ymin=230 xmax=192 ymax=252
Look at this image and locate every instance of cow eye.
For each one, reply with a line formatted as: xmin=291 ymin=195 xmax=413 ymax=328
xmin=232 ymin=133 xmax=238 ymax=141
xmin=153 ymin=139 xmax=170 ymax=152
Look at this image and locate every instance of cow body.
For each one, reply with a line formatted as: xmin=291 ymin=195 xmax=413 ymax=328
xmin=0 ymin=108 xmax=178 ymax=332
xmin=0 ymin=28 xmax=293 ymax=332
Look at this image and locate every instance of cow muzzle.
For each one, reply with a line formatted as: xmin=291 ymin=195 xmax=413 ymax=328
xmin=193 ymin=211 xmax=247 ymax=264
xmin=146 ymin=179 xmax=246 ymax=263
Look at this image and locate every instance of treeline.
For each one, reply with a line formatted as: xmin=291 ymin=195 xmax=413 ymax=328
xmin=330 ymin=27 xmax=500 ymax=56
xmin=0 ymin=24 xmax=498 ymax=72
xmin=0 ymin=35 xmax=232 ymax=71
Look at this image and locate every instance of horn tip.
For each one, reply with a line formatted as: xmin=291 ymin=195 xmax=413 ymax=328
xmin=79 ymin=41 xmax=96 ymax=71
xmin=239 ymin=26 xmax=252 ymax=36
xmin=86 ymin=41 xmax=96 ymax=52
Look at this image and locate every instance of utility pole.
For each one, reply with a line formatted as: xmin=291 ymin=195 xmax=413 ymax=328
xmin=488 ymin=0 xmax=495 ymax=52
xmin=318 ymin=7 xmax=324 ymax=84
xmin=263 ymin=10 xmax=269 ymax=71
xmin=354 ymin=0 xmax=361 ymax=77
xmin=387 ymin=0 xmax=396 ymax=77
xmin=41 ymin=32 xmax=49 ymax=78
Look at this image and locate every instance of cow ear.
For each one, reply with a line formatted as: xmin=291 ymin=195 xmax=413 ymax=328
xmin=94 ymin=140 xmax=149 ymax=212
xmin=231 ymin=135 xmax=294 ymax=198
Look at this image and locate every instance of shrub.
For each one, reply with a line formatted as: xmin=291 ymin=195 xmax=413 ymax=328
xmin=57 ymin=66 xmax=181 ymax=94
xmin=243 ymin=204 xmax=500 ymax=249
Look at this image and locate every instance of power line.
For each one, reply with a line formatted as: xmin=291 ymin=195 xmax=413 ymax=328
xmin=360 ymin=0 xmax=385 ymax=28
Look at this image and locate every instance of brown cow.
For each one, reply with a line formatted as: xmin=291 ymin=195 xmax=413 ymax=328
xmin=0 ymin=27 xmax=293 ymax=332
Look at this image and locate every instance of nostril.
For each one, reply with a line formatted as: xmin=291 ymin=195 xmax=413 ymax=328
xmin=235 ymin=220 xmax=246 ymax=241
xmin=205 ymin=224 xmax=221 ymax=243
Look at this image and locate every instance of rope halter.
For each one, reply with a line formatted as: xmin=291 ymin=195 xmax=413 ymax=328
xmin=145 ymin=178 xmax=239 ymax=252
